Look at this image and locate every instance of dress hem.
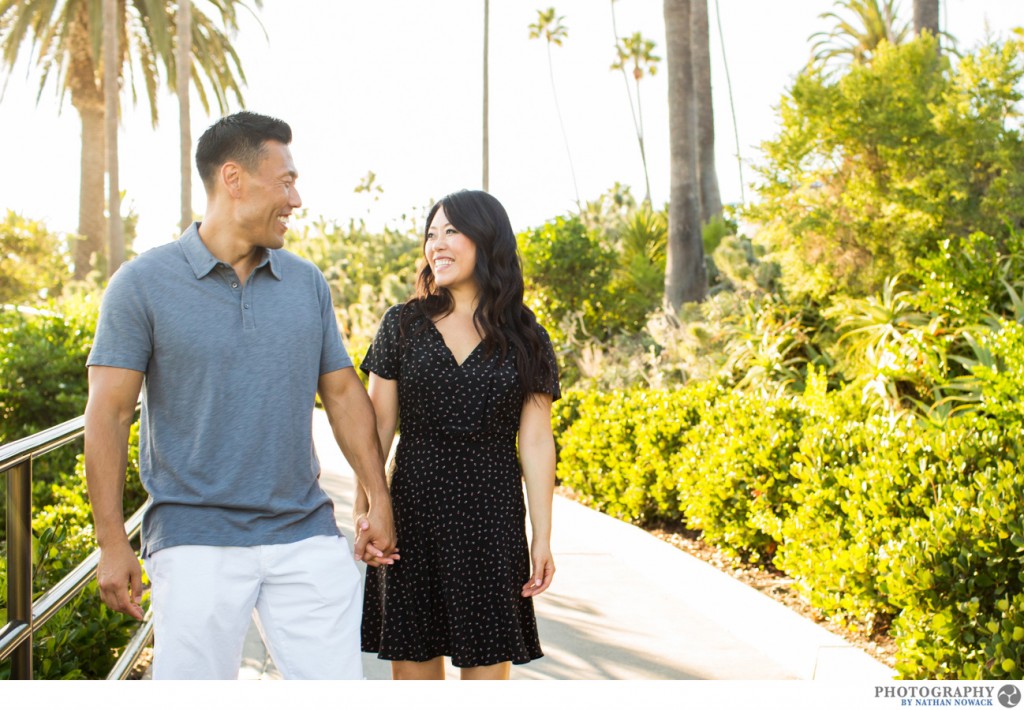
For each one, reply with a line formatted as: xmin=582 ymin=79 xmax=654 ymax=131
xmin=361 ymin=649 xmax=543 ymax=668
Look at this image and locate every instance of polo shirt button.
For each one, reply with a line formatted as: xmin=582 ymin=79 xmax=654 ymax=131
xmin=243 ymin=303 xmax=250 ymax=309
xmin=231 ymin=282 xmax=239 ymax=288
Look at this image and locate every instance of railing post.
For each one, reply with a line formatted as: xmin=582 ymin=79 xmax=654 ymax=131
xmin=7 ymin=458 xmax=33 ymax=680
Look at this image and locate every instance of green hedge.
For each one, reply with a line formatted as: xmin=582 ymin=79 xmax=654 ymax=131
xmin=555 ymin=380 xmax=724 ymax=524
xmin=554 ymin=325 xmax=1024 ymax=679
xmin=0 ymin=294 xmax=150 ymax=679
xmin=0 ymin=423 xmax=148 ymax=680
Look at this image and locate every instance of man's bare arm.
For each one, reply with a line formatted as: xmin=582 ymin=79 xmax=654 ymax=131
xmin=84 ymin=365 xmax=145 ymax=620
xmin=318 ymin=368 xmax=396 ymax=562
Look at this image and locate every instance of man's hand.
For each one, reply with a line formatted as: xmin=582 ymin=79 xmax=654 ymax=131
xmin=354 ymin=508 xmax=399 ymax=568
xmin=96 ymin=537 xmax=144 ymax=620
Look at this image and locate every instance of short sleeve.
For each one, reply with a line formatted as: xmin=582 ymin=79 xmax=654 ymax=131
xmin=87 ymin=264 xmax=153 ymax=372
xmin=533 ymin=324 xmax=561 ymax=402
xmin=316 ymin=270 xmax=353 ymax=375
xmin=360 ymin=304 xmax=403 ymax=380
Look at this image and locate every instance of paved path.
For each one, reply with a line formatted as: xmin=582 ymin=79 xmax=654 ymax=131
xmin=233 ymin=410 xmax=895 ymax=681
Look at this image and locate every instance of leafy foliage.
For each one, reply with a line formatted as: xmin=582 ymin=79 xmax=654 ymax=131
xmin=0 ymin=422 xmax=147 ymax=680
xmin=0 ymin=211 xmax=71 ymax=304
xmin=0 ymin=291 xmax=98 ymax=442
xmin=750 ymin=34 xmax=1024 ymax=301
xmin=286 ymin=214 xmax=421 ymax=367
xmin=518 ymin=213 xmax=617 ymax=344
xmin=554 ymin=352 xmax=1024 ymax=678
xmin=0 ymin=0 xmax=262 ymax=123
xmin=809 ymin=0 xmax=910 ymax=73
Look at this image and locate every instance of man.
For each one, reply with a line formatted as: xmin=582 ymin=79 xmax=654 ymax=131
xmin=84 ymin=111 xmax=396 ymax=680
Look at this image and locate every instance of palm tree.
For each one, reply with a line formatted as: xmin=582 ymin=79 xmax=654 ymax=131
xmin=691 ymin=0 xmax=721 ymax=224
xmin=482 ymin=0 xmax=489 ymax=192
xmin=0 ymin=0 xmax=260 ymax=278
xmin=178 ymin=0 xmax=192 ymax=234
xmin=713 ymin=0 xmax=744 ymax=204
xmin=809 ymin=0 xmax=910 ymax=72
xmin=913 ymin=0 xmax=939 ymax=37
xmin=663 ymin=0 xmax=706 ymax=309
xmin=608 ymin=1 xmax=643 ymax=195
xmin=529 ymin=7 xmax=580 ymax=208
xmin=103 ymin=0 xmax=122 ymax=275
xmin=611 ymin=31 xmax=660 ymax=204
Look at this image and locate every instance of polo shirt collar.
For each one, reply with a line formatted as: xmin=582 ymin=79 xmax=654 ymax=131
xmin=179 ymin=222 xmax=283 ymax=281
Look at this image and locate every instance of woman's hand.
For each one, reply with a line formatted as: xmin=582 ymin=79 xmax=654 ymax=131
xmin=355 ymin=514 xmax=400 ymax=568
xmin=521 ymin=540 xmax=555 ymax=597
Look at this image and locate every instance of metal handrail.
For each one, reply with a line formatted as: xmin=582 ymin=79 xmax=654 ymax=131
xmin=108 ymin=613 xmax=154 ymax=680
xmin=1 ymin=413 xmax=150 ymax=680
xmin=0 ymin=415 xmax=86 ymax=470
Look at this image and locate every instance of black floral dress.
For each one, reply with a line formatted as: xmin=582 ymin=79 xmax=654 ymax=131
xmin=359 ymin=303 xmax=560 ymax=667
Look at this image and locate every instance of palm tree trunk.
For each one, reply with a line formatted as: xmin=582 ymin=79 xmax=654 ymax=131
xmin=104 ymin=0 xmax=124 ymax=276
xmin=634 ymin=76 xmax=652 ymax=204
xmin=714 ymin=0 xmax=743 ymax=205
xmin=610 ymin=2 xmax=647 ymax=203
xmin=913 ymin=0 xmax=939 ymax=37
xmin=664 ymin=0 xmax=706 ymax=309
xmin=75 ymin=107 xmax=106 ymax=278
xmin=546 ymin=43 xmax=581 ymax=208
xmin=178 ymin=0 xmax=193 ymax=233
xmin=692 ymin=0 xmax=721 ymax=224
xmin=67 ymin=7 xmax=105 ymax=279
xmin=482 ymin=0 xmax=489 ymax=192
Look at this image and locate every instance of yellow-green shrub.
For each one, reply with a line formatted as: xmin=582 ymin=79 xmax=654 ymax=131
xmin=554 ymin=329 xmax=1024 ymax=679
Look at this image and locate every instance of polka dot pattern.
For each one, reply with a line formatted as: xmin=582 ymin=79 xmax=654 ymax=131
xmin=360 ymin=304 xmax=560 ymax=668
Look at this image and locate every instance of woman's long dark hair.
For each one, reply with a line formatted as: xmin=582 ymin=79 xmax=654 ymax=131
xmin=403 ymin=189 xmax=553 ymax=397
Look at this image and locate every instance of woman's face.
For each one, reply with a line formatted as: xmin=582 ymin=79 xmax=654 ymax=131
xmin=425 ymin=206 xmax=478 ymax=293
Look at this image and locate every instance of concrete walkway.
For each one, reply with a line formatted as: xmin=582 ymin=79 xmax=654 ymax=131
xmin=232 ymin=410 xmax=896 ymax=681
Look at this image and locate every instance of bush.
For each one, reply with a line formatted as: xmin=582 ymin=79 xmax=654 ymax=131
xmin=749 ymin=34 xmax=1024 ymax=301
xmin=0 ymin=292 xmax=98 ymax=442
xmin=518 ymin=214 xmax=616 ymax=345
xmin=0 ymin=285 xmax=148 ymax=679
xmin=0 ymin=291 xmax=100 ymax=546
xmin=0 ymin=421 xmax=147 ymax=680
xmin=883 ymin=324 xmax=1024 ymax=679
xmin=777 ymin=387 xmax=913 ymax=634
xmin=285 ymin=215 xmax=421 ymax=370
xmin=670 ymin=388 xmax=804 ymax=561
xmin=0 ymin=211 xmax=71 ymax=304
xmin=553 ymin=336 xmax=1024 ymax=678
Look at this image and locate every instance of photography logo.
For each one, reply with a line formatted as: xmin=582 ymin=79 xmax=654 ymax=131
xmin=998 ymin=685 xmax=1021 ymax=709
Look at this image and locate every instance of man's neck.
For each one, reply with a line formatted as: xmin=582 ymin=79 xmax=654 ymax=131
xmin=197 ymin=216 xmax=263 ymax=283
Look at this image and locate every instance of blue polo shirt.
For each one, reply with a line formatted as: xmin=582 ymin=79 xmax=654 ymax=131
xmin=88 ymin=223 xmax=350 ymax=556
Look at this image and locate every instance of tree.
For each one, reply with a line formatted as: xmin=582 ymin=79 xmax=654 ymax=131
xmin=482 ymin=0 xmax=489 ymax=192
xmin=713 ymin=0 xmax=744 ymax=204
xmin=913 ymin=0 xmax=939 ymax=38
xmin=103 ymin=0 xmax=123 ymax=275
xmin=178 ymin=0 xmax=193 ymax=234
xmin=0 ymin=0 xmax=260 ymax=278
xmin=691 ymin=0 xmax=721 ymax=224
xmin=748 ymin=35 xmax=1024 ymax=302
xmin=809 ymin=0 xmax=910 ymax=72
xmin=663 ymin=0 xmax=706 ymax=309
xmin=529 ymin=8 xmax=580 ymax=209
xmin=611 ymin=31 xmax=660 ymax=204
xmin=0 ymin=211 xmax=71 ymax=304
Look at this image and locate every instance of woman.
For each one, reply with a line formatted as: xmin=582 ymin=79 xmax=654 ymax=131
xmin=354 ymin=189 xmax=560 ymax=680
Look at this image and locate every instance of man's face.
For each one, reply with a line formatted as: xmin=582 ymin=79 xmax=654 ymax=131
xmin=236 ymin=140 xmax=301 ymax=249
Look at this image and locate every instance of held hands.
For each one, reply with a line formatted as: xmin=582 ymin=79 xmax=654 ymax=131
xmin=96 ymin=537 xmax=144 ymax=621
xmin=521 ymin=541 xmax=555 ymax=598
xmin=354 ymin=507 xmax=399 ymax=568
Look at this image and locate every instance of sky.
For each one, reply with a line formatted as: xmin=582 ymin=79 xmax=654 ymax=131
xmin=0 ymin=0 xmax=1021 ymax=253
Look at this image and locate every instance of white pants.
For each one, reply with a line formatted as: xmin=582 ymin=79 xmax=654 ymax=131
xmin=145 ymin=535 xmax=363 ymax=680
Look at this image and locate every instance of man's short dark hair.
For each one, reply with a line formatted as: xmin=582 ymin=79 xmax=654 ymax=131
xmin=195 ymin=111 xmax=292 ymax=191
